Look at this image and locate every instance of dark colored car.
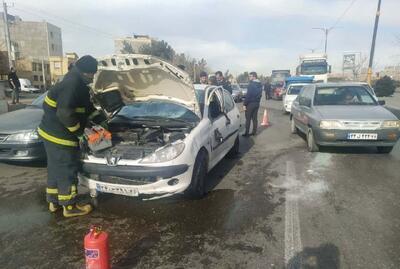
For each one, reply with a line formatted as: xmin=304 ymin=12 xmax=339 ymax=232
xmin=0 ymin=93 xmax=46 ymax=161
xmin=290 ymin=83 xmax=400 ymax=153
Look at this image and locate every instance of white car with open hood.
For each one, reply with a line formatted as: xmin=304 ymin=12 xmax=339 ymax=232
xmin=78 ymin=54 xmax=240 ymax=200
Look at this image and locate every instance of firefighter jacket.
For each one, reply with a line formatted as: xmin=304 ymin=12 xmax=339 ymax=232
xmin=38 ymin=68 xmax=96 ymax=147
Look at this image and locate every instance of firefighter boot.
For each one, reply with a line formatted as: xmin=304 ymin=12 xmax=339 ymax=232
xmin=49 ymin=202 xmax=61 ymax=213
xmin=63 ymin=203 xmax=93 ymax=218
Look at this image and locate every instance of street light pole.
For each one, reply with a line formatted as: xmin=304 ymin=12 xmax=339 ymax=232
xmin=2 ymin=0 xmax=12 ymax=69
xmin=312 ymin=27 xmax=332 ymax=54
xmin=367 ymin=0 xmax=382 ymax=85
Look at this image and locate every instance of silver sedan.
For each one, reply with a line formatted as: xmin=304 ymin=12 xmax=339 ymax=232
xmin=290 ymin=83 xmax=400 ymax=153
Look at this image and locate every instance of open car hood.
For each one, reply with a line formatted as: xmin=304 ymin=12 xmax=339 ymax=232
xmin=92 ymin=54 xmax=200 ymax=117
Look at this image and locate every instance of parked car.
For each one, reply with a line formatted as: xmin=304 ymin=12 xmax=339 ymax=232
xmin=283 ymin=76 xmax=314 ymax=113
xmin=290 ymin=83 xmax=400 ymax=153
xmin=231 ymin=84 xmax=242 ymax=102
xmin=283 ymin=83 xmax=306 ymax=113
xmin=78 ymin=55 xmax=241 ymax=200
xmin=239 ymin=83 xmax=248 ymax=99
xmin=19 ymin=78 xmax=41 ymax=93
xmin=0 ymin=92 xmax=46 ymax=161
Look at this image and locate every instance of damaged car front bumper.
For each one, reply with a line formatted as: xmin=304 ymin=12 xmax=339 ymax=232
xmin=78 ymin=162 xmax=192 ymax=200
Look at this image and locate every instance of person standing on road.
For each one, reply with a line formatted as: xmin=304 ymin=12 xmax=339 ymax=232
xmin=200 ymin=71 xmax=208 ymax=85
xmin=264 ymin=80 xmax=272 ymax=100
xmin=38 ymin=55 xmax=99 ymax=218
xmin=215 ymin=71 xmax=233 ymax=94
xmin=243 ymin=72 xmax=262 ymax=137
xmin=8 ymin=67 xmax=21 ymax=104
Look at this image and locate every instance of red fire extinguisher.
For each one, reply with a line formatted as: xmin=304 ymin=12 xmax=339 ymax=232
xmin=84 ymin=225 xmax=110 ymax=269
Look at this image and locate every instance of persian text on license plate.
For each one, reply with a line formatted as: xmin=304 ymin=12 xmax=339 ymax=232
xmin=96 ymin=183 xmax=139 ymax=197
xmin=347 ymin=133 xmax=378 ymax=140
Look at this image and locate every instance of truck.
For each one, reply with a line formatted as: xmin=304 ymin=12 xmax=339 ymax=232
xmin=270 ymin=69 xmax=291 ymax=100
xmin=296 ymin=53 xmax=331 ymax=83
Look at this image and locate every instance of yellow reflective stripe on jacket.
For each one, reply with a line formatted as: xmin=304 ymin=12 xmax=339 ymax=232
xmin=75 ymin=107 xmax=86 ymax=113
xmin=44 ymin=95 xmax=57 ymax=108
xmin=45 ymin=95 xmax=86 ymax=114
xmin=58 ymin=185 xmax=77 ymax=201
xmin=38 ymin=127 xmax=78 ymax=147
xmin=67 ymin=122 xmax=80 ymax=132
xmin=46 ymin=188 xmax=58 ymax=194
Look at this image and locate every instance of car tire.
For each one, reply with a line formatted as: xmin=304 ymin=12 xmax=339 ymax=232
xmin=307 ymin=128 xmax=319 ymax=152
xmin=227 ymin=135 xmax=240 ymax=158
xmin=186 ymin=149 xmax=208 ymax=199
xmin=290 ymin=116 xmax=298 ymax=134
xmin=377 ymin=146 xmax=393 ymax=154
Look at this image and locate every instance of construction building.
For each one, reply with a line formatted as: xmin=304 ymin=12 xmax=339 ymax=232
xmin=114 ymin=35 xmax=153 ymax=54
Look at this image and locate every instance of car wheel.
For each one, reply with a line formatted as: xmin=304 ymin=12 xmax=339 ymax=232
xmin=290 ymin=116 xmax=298 ymax=134
xmin=186 ymin=149 xmax=208 ymax=199
xmin=377 ymin=146 xmax=393 ymax=154
xmin=227 ymin=135 xmax=240 ymax=158
xmin=307 ymin=128 xmax=319 ymax=152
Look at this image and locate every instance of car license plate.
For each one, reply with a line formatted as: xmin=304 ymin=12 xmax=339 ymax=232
xmin=96 ymin=182 xmax=139 ymax=197
xmin=347 ymin=133 xmax=378 ymax=140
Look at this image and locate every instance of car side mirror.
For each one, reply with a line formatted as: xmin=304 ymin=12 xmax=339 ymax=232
xmin=378 ymin=100 xmax=385 ymax=106
xmin=299 ymin=98 xmax=311 ymax=107
xmin=214 ymin=129 xmax=223 ymax=143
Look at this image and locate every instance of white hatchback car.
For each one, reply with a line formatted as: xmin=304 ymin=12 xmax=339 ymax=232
xmin=283 ymin=83 xmax=307 ymax=113
xmin=79 ymin=54 xmax=240 ymax=200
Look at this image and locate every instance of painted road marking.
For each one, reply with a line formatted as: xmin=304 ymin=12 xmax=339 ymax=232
xmin=284 ymin=160 xmax=302 ymax=267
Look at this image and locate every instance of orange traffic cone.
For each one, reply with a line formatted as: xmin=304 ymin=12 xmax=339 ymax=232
xmin=261 ymin=109 xmax=269 ymax=127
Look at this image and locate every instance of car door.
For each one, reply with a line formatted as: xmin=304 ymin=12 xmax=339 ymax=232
xmin=293 ymin=85 xmax=313 ymax=133
xmin=207 ymin=88 xmax=230 ymax=167
xmin=221 ymin=89 xmax=240 ymax=153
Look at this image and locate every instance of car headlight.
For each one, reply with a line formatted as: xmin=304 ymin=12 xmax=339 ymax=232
xmin=139 ymin=142 xmax=185 ymax=164
xmin=319 ymin=120 xmax=343 ymax=129
xmin=6 ymin=130 xmax=39 ymax=142
xmin=381 ymin=120 xmax=400 ymax=129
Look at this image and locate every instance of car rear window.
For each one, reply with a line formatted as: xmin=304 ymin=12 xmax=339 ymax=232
xmin=314 ymin=86 xmax=377 ymax=106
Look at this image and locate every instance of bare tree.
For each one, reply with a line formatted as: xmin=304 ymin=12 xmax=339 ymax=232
xmin=121 ymin=41 xmax=135 ymax=54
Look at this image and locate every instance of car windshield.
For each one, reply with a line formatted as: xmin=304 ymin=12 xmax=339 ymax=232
xmin=300 ymin=62 xmax=327 ymax=75
xmin=271 ymin=73 xmax=290 ymax=83
xmin=29 ymin=92 xmax=47 ymax=108
xmin=117 ymin=100 xmax=199 ymax=124
xmin=287 ymin=85 xmax=304 ymax=95
xmin=314 ymin=86 xmax=377 ymax=106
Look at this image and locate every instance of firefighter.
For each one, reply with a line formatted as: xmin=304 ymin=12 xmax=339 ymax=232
xmin=38 ymin=55 xmax=98 ymax=218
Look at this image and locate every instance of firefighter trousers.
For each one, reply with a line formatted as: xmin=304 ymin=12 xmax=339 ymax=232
xmin=43 ymin=140 xmax=80 ymax=206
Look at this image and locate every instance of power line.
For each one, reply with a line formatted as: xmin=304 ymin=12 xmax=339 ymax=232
xmin=11 ymin=5 xmax=115 ymax=39
xmin=331 ymin=0 xmax=358 ymax=29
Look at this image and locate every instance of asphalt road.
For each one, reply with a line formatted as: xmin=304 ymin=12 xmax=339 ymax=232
xmin=1 ymin=97 xmax=400 ymax=269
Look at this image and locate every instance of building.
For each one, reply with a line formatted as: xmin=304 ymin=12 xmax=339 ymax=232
xmin=0 ymin=13 xmax=63 ymax=60
xmin=15 ymin=58 xmax=51 ymax=90
xmin=0 ymin=13 xmax=63 ymax=87
xmin=49 ymin=52 xmax=79 ymax=84
xmin=114 ymin=35 xmax=153 ymax=54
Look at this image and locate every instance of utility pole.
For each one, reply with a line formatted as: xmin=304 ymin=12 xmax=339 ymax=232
xmin=367 ymin=0 xmax=382 ymax=85
xmin=2 ymin=0 xmax=12 ymax=69
xmin=41 ymin=58 xmax=46 ymax=90
xmin=312 ymin=27 xmax=332 ymax=54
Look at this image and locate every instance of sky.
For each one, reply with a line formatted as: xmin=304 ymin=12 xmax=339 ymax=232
xmin=10 ymin=0 xmax=400 ymax=75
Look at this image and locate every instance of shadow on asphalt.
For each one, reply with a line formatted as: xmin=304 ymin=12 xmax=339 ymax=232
xmin=287 ymin=243 xmax=340 ymax=269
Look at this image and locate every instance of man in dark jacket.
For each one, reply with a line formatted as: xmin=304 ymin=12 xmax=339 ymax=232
xmin=8 ymin=67 xmax=21 ymax=104
xmin=215 ymin=71 xmax=232 ymax=94
xmin=38 ymin=55 xmax=98 ymax=218
xmin=243 ymin=72 xmax=262 ymax=137
xmin=264 ymin=81 xmax=272 ymax=100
